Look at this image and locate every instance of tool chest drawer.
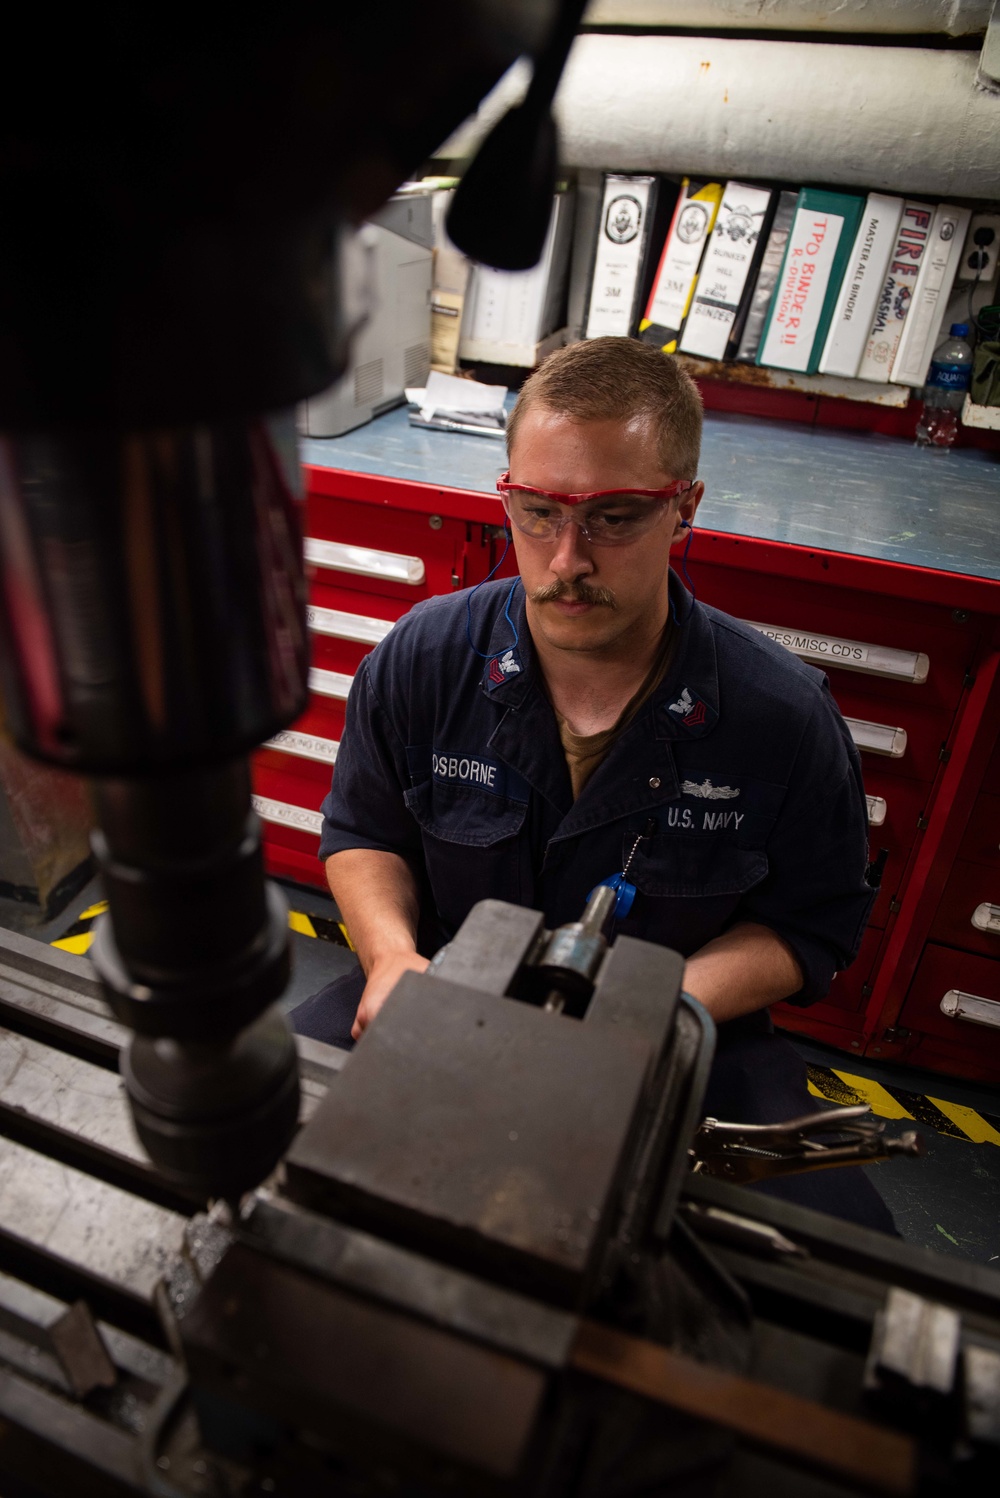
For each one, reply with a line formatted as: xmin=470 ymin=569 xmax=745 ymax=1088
xmin=836 ymin=688 xmax=951 ymax=787
xmin=895 ymin=944 xmax=1000 ymax=1078
xmin=929 ymin=859 xmax=1000 ymax=959
xmin=691 ymin=559 xmax=979 ymax=716
xmin=306 ymin=493 xmax=480 ymax=605
xmin=956 ymin=792 xmax=1000 ymax=868
xmin=253 ymin=761 xmax=324 ymax=889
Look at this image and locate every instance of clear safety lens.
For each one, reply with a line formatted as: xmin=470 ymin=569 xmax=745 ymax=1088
xmin=502 ymin=489 xmax=669 ymax=546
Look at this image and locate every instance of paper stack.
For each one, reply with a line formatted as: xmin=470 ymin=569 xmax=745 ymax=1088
xmin=407 ymin=371 xmax=508 ymax=439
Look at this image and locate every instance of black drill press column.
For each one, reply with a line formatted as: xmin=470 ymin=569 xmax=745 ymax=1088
xmin=0 ymin=421 xmax=309 ymax=1197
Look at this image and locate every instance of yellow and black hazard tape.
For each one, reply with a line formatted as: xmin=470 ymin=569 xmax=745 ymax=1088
xmin=807 ymin=1065 xmax=1000 ymax=1149
xmin=52 ymin=901 xmax=354 ymax=957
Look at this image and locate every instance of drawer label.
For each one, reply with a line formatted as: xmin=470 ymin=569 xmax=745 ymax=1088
xmin=265 ymin=730 xmax=339 ymax=765
xmin=746 ymin=622 xmax=929 ymax=684
xmin=252 ymin=796 xmax=323 ymax=835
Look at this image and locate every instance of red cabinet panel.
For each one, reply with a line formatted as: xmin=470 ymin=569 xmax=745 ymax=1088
xmin=957 ymin=792 xmax=1000 ymax=868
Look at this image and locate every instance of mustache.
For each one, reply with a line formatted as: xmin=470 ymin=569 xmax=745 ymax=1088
xmin=530 ymin=581 xmax=618 ymax=609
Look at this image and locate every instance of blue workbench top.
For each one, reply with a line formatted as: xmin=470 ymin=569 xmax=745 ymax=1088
xmin=300 ymin=404 xmax=999 ymax=582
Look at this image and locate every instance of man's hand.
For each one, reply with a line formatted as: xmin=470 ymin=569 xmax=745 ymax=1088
xmin=351 ymin=950 xmax=431 ymax=1039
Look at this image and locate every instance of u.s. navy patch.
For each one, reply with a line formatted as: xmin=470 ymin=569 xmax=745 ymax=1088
xmin=485 ymin=647 xmax=522 ymax=690
xmin=664 ymin=685 xmax=717 ymax=735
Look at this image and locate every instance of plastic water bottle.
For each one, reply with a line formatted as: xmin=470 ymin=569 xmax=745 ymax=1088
xmin=915 ymin=323 xmax=974 ymax=448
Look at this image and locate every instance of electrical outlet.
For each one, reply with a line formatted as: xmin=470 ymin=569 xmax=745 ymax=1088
xmin=956 ymin=212 xmax=1000 ymax=285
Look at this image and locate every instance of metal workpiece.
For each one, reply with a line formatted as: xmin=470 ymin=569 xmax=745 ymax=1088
xmin=531 ymin=884 xmax=617 ymax=1015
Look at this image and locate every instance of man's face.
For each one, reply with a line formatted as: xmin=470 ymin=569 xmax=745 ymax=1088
xmin=506 ymin=406 xmax=702 ymax=659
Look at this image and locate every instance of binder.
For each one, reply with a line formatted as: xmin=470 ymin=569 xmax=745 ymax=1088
xmin=818 ymin=194 xmax=904 ymax=378
xmin=736 ymin=190 xmax=798 ymax=363
xmin=639 ymin=179 xmax=723 ymax=353
xmin=889 ymin=203 xmax=972 ymax=387
xmin=757 ymin=188 xmax=865 ymax=375
xmin=857 ymin=200 xmax=935 ymax=382
xmin=584 ymin=175 xmax=664 ymax=339
xmin=459 ymin=189 xmax=576 ymax=366
xmin=678 ymin=182 xmax=777 ymax=361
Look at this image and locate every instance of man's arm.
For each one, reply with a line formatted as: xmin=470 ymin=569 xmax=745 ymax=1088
xmin=682 ymin=921 xmax=804 ymax=1024
xmin=325 ymin=849 xmax=430 ymax=1039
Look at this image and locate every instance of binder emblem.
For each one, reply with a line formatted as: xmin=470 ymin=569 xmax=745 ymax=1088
xmin=605 ymin=195 xmax=642 ymax=245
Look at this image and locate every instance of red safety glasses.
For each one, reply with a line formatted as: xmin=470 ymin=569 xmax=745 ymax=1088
xmin=496 ymin=471 xmax=696 ymax=547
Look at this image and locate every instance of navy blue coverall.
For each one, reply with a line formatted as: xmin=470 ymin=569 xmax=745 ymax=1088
xmin=293 ymin=575 xmax=896 ymax=1232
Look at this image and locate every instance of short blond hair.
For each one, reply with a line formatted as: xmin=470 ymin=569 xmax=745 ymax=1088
xmin=507 ymin=337 xmax=703 ymax=479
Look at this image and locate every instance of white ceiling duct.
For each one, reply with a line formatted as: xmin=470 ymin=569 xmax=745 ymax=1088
xmin=583 ymin=1 xmax=993 ymax=37
xmin=443 ymin=34 xmax=999 ymax=198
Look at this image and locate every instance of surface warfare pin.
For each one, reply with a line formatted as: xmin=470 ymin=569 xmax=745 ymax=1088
xmin=486 ymin=648 xmax=522 ymax=689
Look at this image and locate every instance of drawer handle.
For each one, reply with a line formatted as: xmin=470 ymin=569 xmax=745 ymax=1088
xmin=305 ymin=536 xmax=426 ymax=586
xmin=263 ymin=731 xmax=339 ymax=766
xmin=309 ymin=667 xmax=353 ymax=701
xmin=846 ymin=718 xmax=907 ymax=758
xmin=745 ymin=622 xmax=929 ymax=684
xmin=307 ymin=604 xmax=394 ymax=645
xmin=866 ymin=795 xmax=887 ymax=827
xmin=940 ymin=990 xmax=1000 ymax=1029
xmin=972 ymin=903 xmax=1000 ymax=935
xmin=252 ymin=796 xmax=322 ymax=836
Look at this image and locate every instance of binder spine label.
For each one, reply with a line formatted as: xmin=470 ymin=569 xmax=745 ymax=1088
xmin=584 ymin=176 xmax=656 ymax=339
xmin=679 ymin=183 xmax=774 ymax=360
xmin=858 ymin=201 xmax=933 ymax=381
xmin=640 ymin=180 xmax=722 ymax=351
xmin=889 ymin=204 xmax=971 ymax=387
xmin=759 ymin=209 xmax=846 ymax=373
xmin=818 ymin=194 xmax=903 ymax=378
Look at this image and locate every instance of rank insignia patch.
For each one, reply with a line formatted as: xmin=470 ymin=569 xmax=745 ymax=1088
xmin=486 ymin=648 xmax=522 ymax=690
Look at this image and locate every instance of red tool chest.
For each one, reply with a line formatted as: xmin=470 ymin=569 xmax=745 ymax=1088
xmin=253 ymin=431 xmax=1000 ymax=1083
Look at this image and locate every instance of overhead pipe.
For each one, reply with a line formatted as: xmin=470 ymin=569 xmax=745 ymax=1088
xmin=442 ymin=33 xmax=1000 ymax=198
xmin=582 ymin=1 xmax=992 ymax=38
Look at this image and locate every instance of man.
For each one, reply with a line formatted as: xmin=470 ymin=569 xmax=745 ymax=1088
xmin=293 ymin=337 xmax=894 ymax=1231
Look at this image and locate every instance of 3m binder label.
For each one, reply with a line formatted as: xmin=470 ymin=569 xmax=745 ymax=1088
xmin=585 ymin=175 xmax=656 ymax=339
